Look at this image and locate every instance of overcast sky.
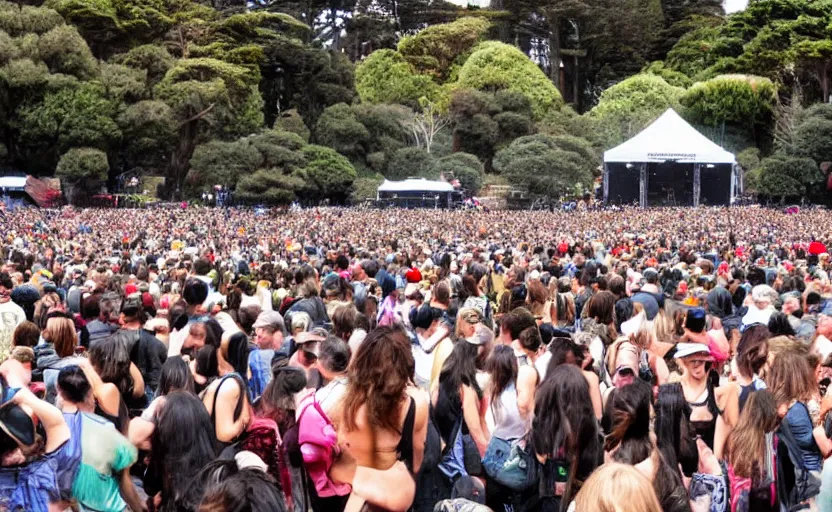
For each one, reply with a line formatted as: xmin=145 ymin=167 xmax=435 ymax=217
xmin=724 ymin=0 xmax=748 ymax=13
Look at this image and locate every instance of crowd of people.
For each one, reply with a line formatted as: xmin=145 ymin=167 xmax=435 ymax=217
xmin=0 ymin=204 xmax=832 ymax=512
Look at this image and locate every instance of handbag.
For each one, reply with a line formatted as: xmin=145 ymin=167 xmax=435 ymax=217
xmin=482 ymin=435 xmax=539 ymax=491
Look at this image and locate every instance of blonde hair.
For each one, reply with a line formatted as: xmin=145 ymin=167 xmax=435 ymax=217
xmin=45 ymin=316 xmax=77 ymax=358
xmin=574 ymin=463 xmax=662 ymax=512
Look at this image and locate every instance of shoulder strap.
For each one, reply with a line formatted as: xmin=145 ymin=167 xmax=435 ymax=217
xmin=210 ymin=373 xmax=246 ymax=428
xmin=397 ymin=397 xmax=417 ymax=473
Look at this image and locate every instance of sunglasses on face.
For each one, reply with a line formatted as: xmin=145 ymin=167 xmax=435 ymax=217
xmin=688 ymin=359 xmax=710 ymax=366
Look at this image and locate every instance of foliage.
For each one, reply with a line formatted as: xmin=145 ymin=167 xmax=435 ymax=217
xmin=314 ymin=103 xmax=370 ymax=160
xmin=681 ymin=75 xmax=776 ymax=126
xmin=756 ymin=153 xmax=824 ymax=200
xmin=117 ymin=100 xmax=176 ymax=173
xmin=397 ymin=17 xmax=491 ymax=82
xmin=350 ymin=175 xmax=384 ymax=202
xmin=449 ymin=88 xmax=534 ymax=171
xmin=55 ymin=147 xmax=109 ymax=181
xmin=792 ymin=117 xmax=832 ymax=166
xmin=737 ymin=147 xmax=761 ymax=172
xmin=236 ymin=169 xmax=304 ymax=205
xmin=433 ymin=152 xmax=482 ymax=194
xmin=456 ymin=41 xmax=563 ymax=120
xmin=20 ymin=83 xmax=120 ymax=153
xmin=493 ymin=134 xmax=594 ymax=198
xmin=385 ymin=147 xmax=438 ymax=180
xmin=111 ymin=44 xmax=174 ymax=85
xmin=642 ymin=61 xmax=692 ymax=88
xmin=355 ymin=49 xmax=438 ymax=108
xmin=273 ymin=109 xmax=310 ymax=141
xmin=188 ymin=139 xmax=261 ymax=189
xmin=296 ymin=144 xmax=357 ymax=200
xmin=588 ymin=73 xmax=684 ymax=147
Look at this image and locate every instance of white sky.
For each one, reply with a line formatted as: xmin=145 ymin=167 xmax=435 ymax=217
xmin=724 ymin=0 xmax=748 ymax=13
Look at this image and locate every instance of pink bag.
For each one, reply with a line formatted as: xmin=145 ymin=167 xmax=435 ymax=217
xmin=297 ymin=395 xmax=351 ymax=497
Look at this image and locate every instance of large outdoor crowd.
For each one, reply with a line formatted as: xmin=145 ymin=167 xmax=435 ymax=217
xmin=1 ymin=204 xmax=832 ymax=512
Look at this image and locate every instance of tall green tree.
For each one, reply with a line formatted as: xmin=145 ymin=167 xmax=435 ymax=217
xmin=154 ymin=57 xmax=264 ymax=197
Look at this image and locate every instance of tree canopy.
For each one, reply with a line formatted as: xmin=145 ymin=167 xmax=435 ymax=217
xmin=7 ymin=0 xmax=832 ymax=205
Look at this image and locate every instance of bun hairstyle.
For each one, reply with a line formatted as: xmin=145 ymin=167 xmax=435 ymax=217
xmin=602 ymin=379 xmax=652 ymax=463
xmin=57 ymin=365 xmax=92 ymax=404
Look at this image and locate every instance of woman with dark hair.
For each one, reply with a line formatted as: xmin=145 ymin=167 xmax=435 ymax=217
xmin=542 ymin=337 xmax=603 ymax=421
xmin=706 ymin=286 xmax=742 ymax=349
xmin=532 ymin=365 xmax=602 ymax=511
xmin=733 ymin=325 xmax=770 ymax=412
xmin=339 ymin=326 xmax=429 ymax=511
xmin=485 ymin=345 xmax=525 ymax=440
xmin=768 ymin=312 xmax=796 ymax=338
xmin=606 ymin=381 xmax=689 ymax=512
xmin=526 ymin=280 xmax=548 ymax=324
xmin=257 ymin=359 xmax=309 ymax=512
xmin=198 ymin=465 xmax=287 ymax=512
xmin=436 ymin=339 xmax=489 ymax=459
xmin=725 ymin=390 xmax=780 ymax=512
xmin=88 ymin=336 xmax=146 ymax=430
xmin=146 ymin=391 xmax=218 ymax=512
xmin=582 ymin=290 xmax=617 ymax=345
xmin=654 ymin=383 xmax=700 ymax=512
xmin=57 ymin=364 xmax=144 ymax=512
xmin=603 ymin=380 xmax=653 ymax=466
xmin=129 ymin=356 xmax=195 ymax=449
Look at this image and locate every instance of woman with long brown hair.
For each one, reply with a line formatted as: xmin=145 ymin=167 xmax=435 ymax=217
xmin=337 ymin=326 xmax=429 ymax=511
xmin=526 ymin=280 xmax=548 ymax=324
xmin=725 ymin=390 xmax=779 ymax=512
xmin=768 ymin=349 xmax=830 ymax=477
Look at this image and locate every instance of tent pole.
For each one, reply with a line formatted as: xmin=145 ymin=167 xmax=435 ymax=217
xmin=730 ymin=164 xmax=736 ymax=204
xmin=693 ymin=164 xmax=701 ymax=207
xmin=639 ymin=163 xmax=647 ymax=208
xmin=603 ymin=163 xmax=609 ymax=204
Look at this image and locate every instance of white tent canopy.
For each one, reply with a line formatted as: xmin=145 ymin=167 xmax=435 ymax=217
xmin=0 ymin=176 xmax=26 ymax=189
xmin=377 ymin=178 xmax=454 ymax=193
xmin=603 ymin=109 xmax=735 ymax=164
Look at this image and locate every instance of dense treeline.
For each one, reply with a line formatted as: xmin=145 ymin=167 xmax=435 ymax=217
xmin=3 ymin=0 xmax=831 ymax=204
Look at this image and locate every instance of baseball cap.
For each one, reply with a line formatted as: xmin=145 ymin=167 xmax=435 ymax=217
xmin=252 ymin=311 xmax=286 ymax=333
xmin=457 ymin=307 xmax=483 ymax=326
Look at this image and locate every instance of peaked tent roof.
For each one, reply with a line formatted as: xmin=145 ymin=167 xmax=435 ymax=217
xmin=603 ymin=109 xmax=735 ymax=164
xmin=378 ymin=178 xmax=454 ymax=193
